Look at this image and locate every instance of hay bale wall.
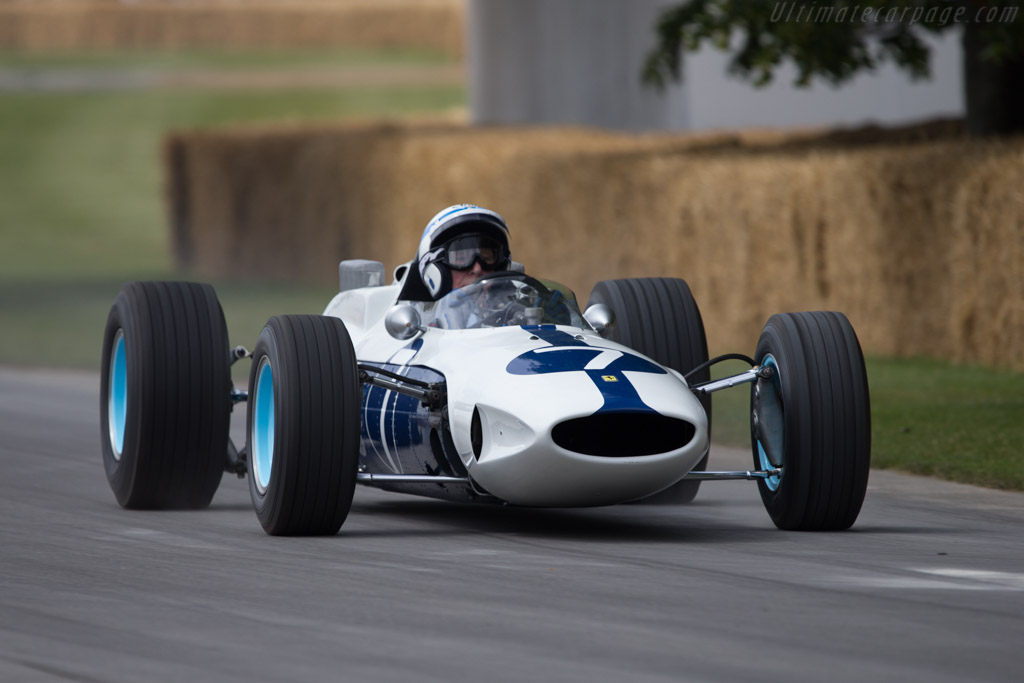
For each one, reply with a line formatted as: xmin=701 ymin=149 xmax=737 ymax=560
xmin=165 ymin=121 xmax=1024 ymax=371
xmin=0 ymin=1 xmax=463 ymax=57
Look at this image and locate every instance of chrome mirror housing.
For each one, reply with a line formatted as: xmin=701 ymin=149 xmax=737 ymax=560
xmin=385 ymin=305 xmax=425 ymax=340
xmin=583 ymin=304 xmax=615 ymax=336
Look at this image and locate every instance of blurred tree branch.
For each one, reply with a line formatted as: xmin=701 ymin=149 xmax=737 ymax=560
xmin=644 ymin=0 xmax=1024 ymax=135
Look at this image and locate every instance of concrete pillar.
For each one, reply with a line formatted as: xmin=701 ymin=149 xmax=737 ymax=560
xmin=468 ymin=0 xmax=687 ymax=131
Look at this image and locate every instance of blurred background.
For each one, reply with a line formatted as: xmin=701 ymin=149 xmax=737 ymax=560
xmin=0 ymin=0 xmax=1020 ymax=488
xmin=0 ymin=0 xmax=466 ymax=370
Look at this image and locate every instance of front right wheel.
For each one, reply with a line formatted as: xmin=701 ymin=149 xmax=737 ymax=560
xmin=100 ymin=281 xmax=230 ymax=509
xmin=751 ymin=311 xmax=871 ymax=531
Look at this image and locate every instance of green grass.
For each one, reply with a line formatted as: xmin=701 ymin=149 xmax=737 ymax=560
xmin=0 ymin=48 xmax=462 ymax=376
xmin=868 ymin=357 xmax=1024 ymax=490
xmin=0 ymin=277 xmax=337 ymax=374
xmin=708 ymin=359 xmax=757 ymax=449
xmin=0 ymin=86 xmax=464 ymax=282
xmin=0 ymin=47 xmax=454 ymax=70
xmin=708 ymin=356 xmax=1024 ymax=491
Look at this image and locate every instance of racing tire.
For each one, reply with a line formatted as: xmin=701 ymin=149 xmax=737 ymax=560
xmin=751 ymin=312 xmax=871 ymax=531
xmin=100 ymin=281 xmax=231 ymax=509
xmin=587 ymin=278 xmax=711 ymax=503
xmin=246 ymin=315 xmax=360 ymax=536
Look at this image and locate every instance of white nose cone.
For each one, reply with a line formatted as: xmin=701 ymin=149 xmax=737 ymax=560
xmin=438 ymin=328 xmax=709 ymax=506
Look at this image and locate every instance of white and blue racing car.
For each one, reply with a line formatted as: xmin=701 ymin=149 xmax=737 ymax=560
xmin=100 ymin=264 xmax=871 ymax=535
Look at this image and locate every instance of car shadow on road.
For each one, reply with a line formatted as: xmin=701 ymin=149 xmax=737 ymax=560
xmin=348 ymin=496 xmax=772 ymax=544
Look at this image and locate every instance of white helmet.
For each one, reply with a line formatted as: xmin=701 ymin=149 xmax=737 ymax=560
xmin=417 ymin=204 xmax=511 ymax=299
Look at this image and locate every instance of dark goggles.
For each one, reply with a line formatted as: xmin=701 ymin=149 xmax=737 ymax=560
xmin=441 ymin=235 xmax=508 ymax=271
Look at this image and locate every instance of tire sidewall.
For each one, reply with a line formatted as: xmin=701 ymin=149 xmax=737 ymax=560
xmin=100 ymin=290 xmax=141 ymax=506
xmin=247 ymin=322 xmax=283 ymax=527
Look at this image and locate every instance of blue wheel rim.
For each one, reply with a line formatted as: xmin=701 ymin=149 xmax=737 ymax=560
xmin=756 ymin=354 xmax=783 ymax=491
xmin=107 ymin=329 xmax=127 ymax=460
xmin=252 ymin=357 xmax=275 ymax=494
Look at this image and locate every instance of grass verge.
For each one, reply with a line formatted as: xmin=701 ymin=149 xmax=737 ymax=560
xmin=0 ymin=49 xmax=462 ymax=379
xmin=709 ymin=357 xmax=1024 ymax=491
xmin=0 ymin=276 xmax=336 ymax=380
xmin=0 ymin=86 xmax=464 ymax=281
xmin=0 ymin=47 xmax=455 ymax=70
xmin=867 ymin=357 xmax=1024 ymax=490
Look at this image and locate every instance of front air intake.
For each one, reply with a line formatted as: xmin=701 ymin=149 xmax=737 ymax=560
xmin=552 ymin=413 xmax=696 ymax=457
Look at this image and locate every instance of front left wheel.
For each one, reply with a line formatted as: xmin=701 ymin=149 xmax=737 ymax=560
xmin=751 ymin=311 xmax=871 ymax=530
xmin=246 ymin=315 xmax=361 ymax=536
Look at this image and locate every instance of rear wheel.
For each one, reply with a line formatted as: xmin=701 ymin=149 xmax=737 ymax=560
xmin=751 ymin=311 xmax=871 ymax=530
xmin=246 ymin=315 xmax=361 ymax=536
xmin=100 ymin=281 xmax=231 ymax=509
xmin=587 ymin=278 xmax=711 ymax=503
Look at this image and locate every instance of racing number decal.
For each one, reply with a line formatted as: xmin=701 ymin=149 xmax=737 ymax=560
xmin=507 ymin=327 xmax=665 ymax=414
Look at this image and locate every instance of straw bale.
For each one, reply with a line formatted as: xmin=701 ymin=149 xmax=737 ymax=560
xmin=947 ymin=148 xmax=1024 ymax=367
xmin=164 ymin=119 xmax=1024 ymax=371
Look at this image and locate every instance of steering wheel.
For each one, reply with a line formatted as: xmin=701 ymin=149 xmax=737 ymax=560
xmin=477 ymin=272 xmax=554 ymax=296
xmin=468 ymin=272 xmax=568 ymax=328
xmin=476 ymin=302 xmax=528 ymax=328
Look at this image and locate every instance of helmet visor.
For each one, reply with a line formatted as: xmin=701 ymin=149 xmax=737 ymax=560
xmin=443 ymin=235 xmax=507 ymax=271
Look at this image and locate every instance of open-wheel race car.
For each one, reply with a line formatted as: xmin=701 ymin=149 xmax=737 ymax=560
xmin=100 ymin=262 xmax=871 ymax=536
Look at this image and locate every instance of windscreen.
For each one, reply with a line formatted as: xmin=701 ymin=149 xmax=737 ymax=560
xmin=415 ymin=274 xmax=586 ymax=330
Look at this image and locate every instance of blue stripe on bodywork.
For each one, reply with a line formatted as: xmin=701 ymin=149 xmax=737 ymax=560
xmin=360 ymin=362 xmax=441 ymax=474
xmin=508 ymin=326 xmax=665 ymax=414
xmin=507 ymin=348 xmax=603 ymax=374
xmin=585 ymin=370 xmax=656 ymax=414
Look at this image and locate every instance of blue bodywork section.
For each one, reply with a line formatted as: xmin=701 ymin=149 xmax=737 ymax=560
xmin=359 ymin=350 xmax=482 ymax=501
xmin=507 ymin=326 xmax=666 ymax=414
xmin=361 ymin=364 xmax=445 ymax=474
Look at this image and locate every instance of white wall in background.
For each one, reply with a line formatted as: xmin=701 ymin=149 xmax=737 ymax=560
xmin=684 ymin=29 xmax=964 ymax=130
xmin=468 ymin=0 xmax=964 ymax=132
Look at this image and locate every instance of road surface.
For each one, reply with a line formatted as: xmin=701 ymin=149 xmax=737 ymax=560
xmin=2 ymin=367 xmax=1023 ymax=682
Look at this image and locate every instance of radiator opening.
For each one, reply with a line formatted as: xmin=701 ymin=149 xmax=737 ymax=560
xmin=552 ymin=413 xmax=695 ymax=457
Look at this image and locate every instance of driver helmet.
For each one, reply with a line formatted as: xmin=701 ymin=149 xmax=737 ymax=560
xmin=417 ymin=204 xmax=511 ymax=299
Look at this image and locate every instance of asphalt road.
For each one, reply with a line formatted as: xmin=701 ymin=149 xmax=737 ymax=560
xmin=3 ymin=367 xmax=1024 ymax=682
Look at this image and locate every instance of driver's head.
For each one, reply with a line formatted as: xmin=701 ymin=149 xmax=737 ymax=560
xmin=417 ymin=205 xmax=511 ymax=299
